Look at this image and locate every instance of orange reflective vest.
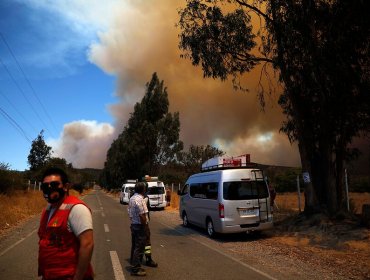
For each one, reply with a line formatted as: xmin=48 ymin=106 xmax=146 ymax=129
xmin=38 ymin=195 xmax=93 ymax=279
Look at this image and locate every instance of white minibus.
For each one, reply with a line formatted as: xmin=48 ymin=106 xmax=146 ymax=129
xmin=178 ymin=166 xmax=273 ymax=237
xmin=144 ymin=176 xmax=166 ymax=210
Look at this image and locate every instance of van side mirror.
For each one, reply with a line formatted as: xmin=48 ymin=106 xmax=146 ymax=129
xmin=177 ymin=190 xmax=181 ymax=196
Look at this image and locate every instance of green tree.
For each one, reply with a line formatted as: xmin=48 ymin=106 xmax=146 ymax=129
xmin=27 ymin=130 xmax=52 ymax=171
xmin=104 ymin=73 xmax=183 ymax=188
xmin=178 ymin=144 xmax=225 ymax=176
xmin=0 ymin=162 xmax=27 ymax=194
xmin=178 ymin=0 xmax=370 ymax=215
xmin=0 ymin=162 xmax=11 ymax=171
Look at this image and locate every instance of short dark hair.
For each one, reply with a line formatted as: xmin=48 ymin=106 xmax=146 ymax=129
xmin=134 ymin=182 xmax=146 ymax=194
xmin=42 ymin=167 xmax=69 ymax=184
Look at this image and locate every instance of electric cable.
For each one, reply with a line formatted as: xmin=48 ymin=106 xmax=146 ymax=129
xmin=0 ymin=89 xmax=39 ymax=135
xmin=0 ymin=57 xmax=55 ymax=138
xmin=0 ymin=32 xmax=58 ymax=135
xmin=0 ymin=107 xmax=32 ymax=143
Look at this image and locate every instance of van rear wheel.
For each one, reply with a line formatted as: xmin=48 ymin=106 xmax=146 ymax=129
xmin=206 ymin=218 xmax=216 ymax=238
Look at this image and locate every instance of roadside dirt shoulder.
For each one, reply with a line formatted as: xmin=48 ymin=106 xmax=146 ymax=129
xmin=156 ymin=208 xmax=370 ymax=280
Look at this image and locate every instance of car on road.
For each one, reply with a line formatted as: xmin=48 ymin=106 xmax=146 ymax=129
xmin=120 ymin=180 xmax=137 ymax=204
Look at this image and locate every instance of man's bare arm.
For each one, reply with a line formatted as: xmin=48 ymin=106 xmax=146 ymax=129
xmin=73 ymin=229 xmax=94 ymax=280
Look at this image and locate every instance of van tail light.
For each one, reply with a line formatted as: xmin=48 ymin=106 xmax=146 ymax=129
xmin=219 ymin=203 xmax=225 ymax=218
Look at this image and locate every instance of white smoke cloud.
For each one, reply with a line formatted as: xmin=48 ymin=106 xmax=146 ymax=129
xmin=49 ymin=120 xmax=115 ymax=169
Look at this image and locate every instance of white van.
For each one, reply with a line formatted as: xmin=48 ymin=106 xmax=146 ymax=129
xmin=119 ymin=180 xmax=137 ymax=204
xmin=178 ymin=157 xmax=273 ymax=237
xmin=144 ymin=176 xmax=166 ymax=210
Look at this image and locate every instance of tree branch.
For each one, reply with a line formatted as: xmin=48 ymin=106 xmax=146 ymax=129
xmin=234 ymin=0 xmax=273 ymax=22
xmin=233 ymin=52 xmax=273 ymax=64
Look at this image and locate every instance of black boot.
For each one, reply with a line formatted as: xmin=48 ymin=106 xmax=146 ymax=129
xmin=145 ymin=256 xmax=158 ymax=267
xmin=131 ymin=265 xmax=146 ymax=276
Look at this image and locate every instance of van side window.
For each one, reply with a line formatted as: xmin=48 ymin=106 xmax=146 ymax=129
xmin=181 ymin=184 xmax=189 ymax=195
xmin=223 ymin=181 xmax=268 ymax=200
xmin=204 ymin=182 xmax=218 ymax=200
xmin=190 ymin=183 xmax=205 ymax=198
xmin=190 ymin=182 xmax=218 ymax=200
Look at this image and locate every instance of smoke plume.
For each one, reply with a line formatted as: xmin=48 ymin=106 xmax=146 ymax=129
xmin=56 ymin=0 xmax=301 ymax=168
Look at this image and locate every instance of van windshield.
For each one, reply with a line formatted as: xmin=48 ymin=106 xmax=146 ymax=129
xmin=223 ymin=181 xmax=268 ymax=200
xmin=125 ymin=187 xmax=134 ymax=193
xmin=147 ymin=187 xmax=165 ymax=195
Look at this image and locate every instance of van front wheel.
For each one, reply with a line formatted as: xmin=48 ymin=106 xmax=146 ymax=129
xmin=206 ymin=218 xmax=216 ymax=238
xmin=182 ymin=212 xmax=189 ymax=227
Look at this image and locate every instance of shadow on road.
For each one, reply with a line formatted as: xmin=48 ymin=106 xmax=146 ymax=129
xmin=158 ymin=222 xmax=273 ymax=243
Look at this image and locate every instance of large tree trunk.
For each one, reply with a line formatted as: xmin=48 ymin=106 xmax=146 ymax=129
xmin=321 ymin=144 xmax=338 ymax=215
xmin=298 ymin=139 xmax=320 ymax=214
xmin=335 ymin=138 xmax=346 ymax=212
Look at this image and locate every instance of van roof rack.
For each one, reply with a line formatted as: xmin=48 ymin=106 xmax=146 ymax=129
xmin=143 ymin=175 xmax=160 ymax=182
xmin=201 ymin=162 xmax=258 ymax=172
xmin=201 ymin=154 xmax=259 ymax=172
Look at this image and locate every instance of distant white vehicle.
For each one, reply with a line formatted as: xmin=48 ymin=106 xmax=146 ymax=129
xmin=144 ymin=176 xmax=166 ymax=210
xmin=120 ymin=180 xmax=137 ymax=204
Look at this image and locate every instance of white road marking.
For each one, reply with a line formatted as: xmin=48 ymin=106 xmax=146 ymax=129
xmin=0 ymin=228 xmax=37 ymax=257
xmin=110 ymin=250 xmax=126 ymax=280
xmin=104 ymin=224 xmax=110 ymax=232
xmin=102 ymin=212 xmax=106 ymax=217
xmin=96 ymin=194 xmax=103 ymax=206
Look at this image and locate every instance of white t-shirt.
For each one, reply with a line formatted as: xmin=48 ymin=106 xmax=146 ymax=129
xmin=68 ymin=204 xmax=93 ymax=236
xmin=48 ymin=204 xmax=93 ymax=237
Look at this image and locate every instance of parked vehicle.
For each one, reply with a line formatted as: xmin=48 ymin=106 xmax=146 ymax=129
xmin=178 ymin=155 xmax=273 ymax=237
xmin=144 ymin=176 xmax=166 ymax=210
xmin=120 ymin=180 xmax=137 ymax=204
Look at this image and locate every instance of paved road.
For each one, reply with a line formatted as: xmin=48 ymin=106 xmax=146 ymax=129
xmin=0 ymin=190 xmax=277 ymax=280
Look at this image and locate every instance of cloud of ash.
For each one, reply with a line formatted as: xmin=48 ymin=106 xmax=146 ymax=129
xmin=50 ymin=120 xmax=114 ymax=169
xmin=53 ymin=0 xmax=300 ymax=168
xmin=87 ymin=0 xmax=301 ymax=167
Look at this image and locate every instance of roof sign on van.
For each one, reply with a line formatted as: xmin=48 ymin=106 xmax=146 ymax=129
xmin=201 ymin=154 xmax=255 ymax=171
xmin=143 ymin=175 xmax=159 ymax=182
xmin=125 ymin=179 xmax=138 ymax=183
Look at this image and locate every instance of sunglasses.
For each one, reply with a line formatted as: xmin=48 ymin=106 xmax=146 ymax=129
xmin=41 ymin=181 xmax=62 ymax=191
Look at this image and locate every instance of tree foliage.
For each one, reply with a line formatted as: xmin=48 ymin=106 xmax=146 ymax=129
xmin=0 ymin=162 xmax=11 ymax=171
xmin=103 ymin=73 xmax=183 ymax=189
xmin=178 ymin=0 xmax=370 ymax=215
xmin=27 ymin=130 xmax=52 ymax=171
xmin=178 ymin=144 xmax=225 ymax=176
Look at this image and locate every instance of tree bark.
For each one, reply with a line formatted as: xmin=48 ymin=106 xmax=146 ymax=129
xmin=298 ymin=140 xmax=319 ymax=213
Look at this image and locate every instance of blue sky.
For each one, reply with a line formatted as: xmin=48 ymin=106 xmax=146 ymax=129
xmin=0 ymin=0 xmax=302 ymax=171
xmin=0 ymin=0 xmax=117 ymax=170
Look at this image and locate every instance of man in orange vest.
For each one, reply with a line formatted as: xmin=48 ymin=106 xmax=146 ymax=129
xmin=38 ymin=167 xmax=94 ymax=280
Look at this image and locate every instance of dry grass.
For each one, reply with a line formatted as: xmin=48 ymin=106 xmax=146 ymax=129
xmin=0 ymin=189 xmax=82 ymax=235
xmin=0 ymin=190 xmax=46 ymax=233
xmin=274 ymin=192 xmax=370 ymax=215
xmin=167 ymin=191 xmax=370 ymax=216
xmin=168 ymin=192 xmax=180 ymax=210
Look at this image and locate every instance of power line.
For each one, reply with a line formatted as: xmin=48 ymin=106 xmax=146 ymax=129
xmin=0 ymin=107 xmax=32 ymax=143
xmin=0 ymin=32 xmax=58 ymax=134
xmin=0 ymin=57 xmax=55 ymax=138
xmin=0 ymin=89 xmax=39 ymax=135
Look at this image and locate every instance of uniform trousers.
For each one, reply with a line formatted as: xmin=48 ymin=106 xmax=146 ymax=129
xmin=130 ymin=224 xmax=146 ymax=268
